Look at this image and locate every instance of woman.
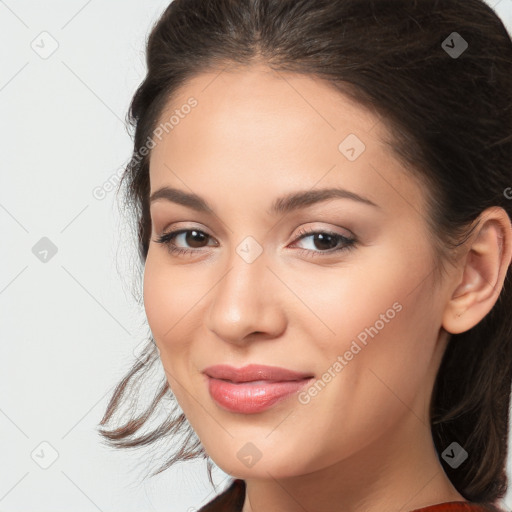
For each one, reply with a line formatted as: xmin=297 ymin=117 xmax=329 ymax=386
xmin=98 ymin=1 xmax=512 ymax=511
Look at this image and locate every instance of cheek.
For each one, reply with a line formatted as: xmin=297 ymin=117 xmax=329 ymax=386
xmin=289 ymin=246 xmax=419 ymax=352
xmin=143 ymin=255 xmax=202 ymax=404
xmin=142 ymin=252 xmax=200 ymax=349
xmin=310 ymin=243 xmax=437 ymax=405
xmin=296 ymin=279 xmax=437 ymax=468
xmin=143 ymin=258 xmax=172 ymax=339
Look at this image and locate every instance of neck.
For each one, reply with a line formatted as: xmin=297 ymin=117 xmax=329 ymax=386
xmin=241 ymin=408 xmax=465 ymax=512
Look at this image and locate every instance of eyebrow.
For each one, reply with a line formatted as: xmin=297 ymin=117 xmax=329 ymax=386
xmin=149 ymin=186 xmax=380 ymax=215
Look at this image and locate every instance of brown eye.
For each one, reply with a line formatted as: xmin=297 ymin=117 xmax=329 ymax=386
xmin=154 ymin=228 xmax=216 ymax=256
xmin=183 ymin=230 xmax=209 ymax=248
xmin=309 ymin=233 xmax=339 ymax=251
xmin=291 ymin=227 xmax=357 ymax=257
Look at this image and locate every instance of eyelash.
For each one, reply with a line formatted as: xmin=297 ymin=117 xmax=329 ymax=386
xmin=154 ymin=226 xmax=357 ymax=259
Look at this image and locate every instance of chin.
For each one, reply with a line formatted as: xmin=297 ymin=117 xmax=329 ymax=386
xmin=207 ymin=447 xmax=312 ymax=481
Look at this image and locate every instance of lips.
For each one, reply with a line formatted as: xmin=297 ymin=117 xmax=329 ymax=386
xmin=203 ymin=363 xmax=314 ymax=383
xmin=203 ymin=364 xmax=315 ymax=413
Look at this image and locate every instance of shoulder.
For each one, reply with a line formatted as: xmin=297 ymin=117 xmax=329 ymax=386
xmin=197 ymin=478 xmax=246 ymax=512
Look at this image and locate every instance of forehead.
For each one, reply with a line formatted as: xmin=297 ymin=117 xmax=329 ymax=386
xmin=148 ymin=64 xmax=426 ymax=219
xmin=155 ymin=63 xmax=381 ymax=144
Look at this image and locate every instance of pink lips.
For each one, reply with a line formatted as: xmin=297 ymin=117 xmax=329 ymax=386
xmin=203 ymin=364 xmax=314 ymax=414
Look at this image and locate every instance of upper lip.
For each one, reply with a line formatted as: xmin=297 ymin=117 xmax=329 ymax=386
xmin=203 ymin=364 xmax=314 ymax=383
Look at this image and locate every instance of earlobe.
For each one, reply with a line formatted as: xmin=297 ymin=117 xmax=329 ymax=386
xmin=442 ymin=207 xmax=512 ymax=335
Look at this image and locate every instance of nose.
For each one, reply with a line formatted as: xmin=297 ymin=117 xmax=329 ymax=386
xmin=205 ymin=247 xmax=287 ymax=346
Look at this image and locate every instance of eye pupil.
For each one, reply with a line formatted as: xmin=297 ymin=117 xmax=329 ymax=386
xmin=314 ymin=233 xmax=337 ymax=251
xmin=187 ymin=230 xmax=208 ymax=248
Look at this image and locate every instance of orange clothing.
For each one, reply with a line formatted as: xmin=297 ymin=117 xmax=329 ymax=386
xmin=197 ymin=479 xmax=506 ymax=512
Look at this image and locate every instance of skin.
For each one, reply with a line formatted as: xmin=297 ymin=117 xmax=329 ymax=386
xmin=143 ymin=63 xmax=512 ymax=512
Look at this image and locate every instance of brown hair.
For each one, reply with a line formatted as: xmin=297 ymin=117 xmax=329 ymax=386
xmin=97 ymin=0 xmax=512 ymax=504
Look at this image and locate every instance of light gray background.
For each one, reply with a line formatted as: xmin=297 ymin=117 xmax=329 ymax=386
xmin=1 ymin=1 xmax=512 ymax=511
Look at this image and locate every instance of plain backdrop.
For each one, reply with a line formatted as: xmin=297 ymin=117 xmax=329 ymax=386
xmin=1 ymin=1 xmax=512 ymax=511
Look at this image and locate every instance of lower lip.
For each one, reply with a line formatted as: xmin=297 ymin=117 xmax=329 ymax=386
xmin=206 ymin=376 xmax=313 ymax=414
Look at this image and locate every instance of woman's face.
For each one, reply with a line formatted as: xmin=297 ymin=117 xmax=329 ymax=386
xmin=143 ymin=64 xmax=455 ymax=479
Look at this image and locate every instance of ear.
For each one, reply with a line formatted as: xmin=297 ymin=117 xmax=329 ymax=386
xmin=442 ymin=207 xmax=512 ymax=335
